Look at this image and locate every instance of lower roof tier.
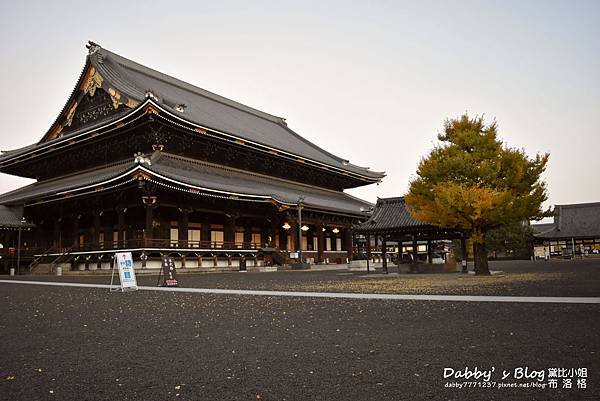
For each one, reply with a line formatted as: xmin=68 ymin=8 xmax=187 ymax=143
xmin=0 ymin=152 xmax=372 ymax=216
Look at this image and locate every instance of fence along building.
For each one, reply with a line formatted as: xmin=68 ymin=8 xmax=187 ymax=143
xmin=0 ymin=42 xmax=383 ymax=272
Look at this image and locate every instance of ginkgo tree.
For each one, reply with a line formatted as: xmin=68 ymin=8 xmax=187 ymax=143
xmin=405 ymin=114 xmax=550 ymax=275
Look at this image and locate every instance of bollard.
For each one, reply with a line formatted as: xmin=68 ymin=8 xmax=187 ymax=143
xmin=56 ymin=266 xmax=62 ymax=276
xmin=9 ymin=268 xmax=15 ymax=276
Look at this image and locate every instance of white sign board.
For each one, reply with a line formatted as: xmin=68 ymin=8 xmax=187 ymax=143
xmin=115 ymin=252 xmax=138 ymax=291
xmin=289 ymin=252 xmax=299 ymax=259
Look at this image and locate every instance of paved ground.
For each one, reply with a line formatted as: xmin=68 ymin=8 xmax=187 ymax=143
xmin=1 ymin=259 xmax=598 ymax=400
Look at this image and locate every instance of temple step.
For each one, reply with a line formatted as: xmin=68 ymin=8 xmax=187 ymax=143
xmin=30 ymin=263 xmax=54 ymax=275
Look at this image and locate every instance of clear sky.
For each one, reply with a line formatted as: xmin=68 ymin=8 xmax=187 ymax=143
xmin=0 ymin=0 xmax=598 ymax=214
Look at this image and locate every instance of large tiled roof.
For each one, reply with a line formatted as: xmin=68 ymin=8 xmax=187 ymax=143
xmin=0 ymin=153 xmax=371 ymax=215
xmin=354 ymin=197 xmax=434 ymax=234
xmin=97 ymin=47 xmax=383 ymax=179
xmin=534 ymin=202 xmax=600 ymax=239
xmin=1 ymin=43 xmax=384 ymax=182
xmin=0 ymin=205 xmax=34 ymax=228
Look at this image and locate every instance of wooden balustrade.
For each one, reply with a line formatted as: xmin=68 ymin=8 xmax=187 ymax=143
xmin=61 ymin=238 xmax=267 ymax=252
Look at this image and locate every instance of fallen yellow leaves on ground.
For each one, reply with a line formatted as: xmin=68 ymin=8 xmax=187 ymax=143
xmin=279 ymin=272 xmax=578 ymax=295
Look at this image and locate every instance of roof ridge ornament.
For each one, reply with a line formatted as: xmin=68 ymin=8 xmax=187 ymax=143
xmin=86 ymin=41 xmax=101 ymax=56
xmin=134 ymin=152 xmax=152 ymax=166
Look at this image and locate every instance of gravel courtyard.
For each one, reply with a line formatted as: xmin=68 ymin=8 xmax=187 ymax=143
xmin=1 ymin=259 xmax=598 ymax=400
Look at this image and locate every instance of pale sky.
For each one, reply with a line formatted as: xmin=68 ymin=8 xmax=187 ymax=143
xmin=0 ymin=0 xmax=598 ymax=215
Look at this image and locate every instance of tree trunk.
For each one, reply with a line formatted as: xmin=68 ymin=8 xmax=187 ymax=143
xmin=473 ymin=241 xmax=491 ymax=275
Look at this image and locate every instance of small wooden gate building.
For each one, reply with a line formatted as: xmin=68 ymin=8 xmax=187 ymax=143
xmin=353 ymin=197 xmax=468 ymax=273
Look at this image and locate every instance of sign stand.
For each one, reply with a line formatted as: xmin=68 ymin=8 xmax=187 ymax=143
xmin=157 ymin=255 xmax=179 ymax=287
xmin=110 ymin=252 xmax=138 ymax=292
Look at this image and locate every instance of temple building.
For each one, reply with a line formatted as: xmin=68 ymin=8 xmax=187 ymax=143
xmin=0 ymin=42 xmax=384 ymax=273
xmin=532 ymin=202 xmax=600 ymax=258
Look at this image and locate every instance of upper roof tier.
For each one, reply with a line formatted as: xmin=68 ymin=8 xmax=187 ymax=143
xmin=0 ymin=42 xmax=384 ymax=184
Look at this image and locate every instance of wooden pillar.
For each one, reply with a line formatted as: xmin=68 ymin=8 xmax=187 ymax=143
xmin=306 ymin=227 xmax=314 ymax=251
xmin=461 ymin=236 xmax=468 ymax=273
xmin=382 ymin=237 xmax=388 ymax=273
xmin=201 ymin=224 xmax=210 ymax=247
xmin=427 ymin=240 xmax=433 ymax=264
xmin=0 ymin=232 xmax=5 ymax=272
xmin=104 ymin=214 xmax=113 ymax=250
xmin=53 ymin=217 xmax=61 ymax=250
xmin=411 ymin=236 xmax=419 ymax=273
xmin=270 ymin=226 xmax=278 ymax=248
xmin=143 ymin=197 xmax=157 ymax=247
xmin=316 ymin=223 xmax=324 ymax=263
xmin=289 ymin=221 xmax=298 ymax=251
xmin=260 ymin=225 xmax=269 ymax=248
xmin=398 ymin=241 xmax=403 ymax=266
xmin=278 ymin=225 xmax=287 ymax=250
xmin=243 ymin=226 xmax=252 ymax=248
xmin=93 ymin=212 xmax=101 ymax=249
xmin=179 ymin=208 xmax=190 ymax=247
xmin=116 ymin=208 xmax=126 ymax=249
xmin=224 ymin=215 xmax=235 ymax=248
xmin=366 ymin=233 xmax=371 ymax=273
xmin=145 ymin=205 xmax=153 ymax=240
xmin=31 ymin=219 xmax=41 ymax=250
xmin=72 ymin=214 xmax=80 ymax=250
xmin=344 ymin=227 xmax=353 ymax=261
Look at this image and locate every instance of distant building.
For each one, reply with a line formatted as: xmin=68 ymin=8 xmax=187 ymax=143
xmin=532 ymin=202 xmax=600 ymax=258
